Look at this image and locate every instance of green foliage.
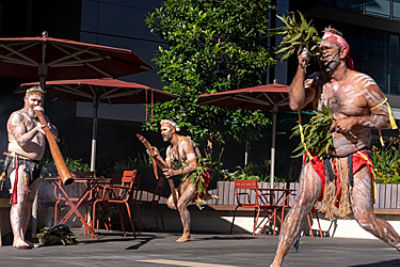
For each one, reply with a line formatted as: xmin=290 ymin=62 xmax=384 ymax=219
xmin=112 ymin=152 xmax=152 ymax=176
xmin=290 ymin=104 xmax=333 ymax=157
xmin=220 ymin=161 xmax=285 ymax=183
xmin=270 ymin=11 xmax=321 ymax=61
xmin=372 ymin=132 xmax=400 ymax=184
xmin=65 ymin=158 xmax=90 ymax=172
xmin=145 ymin=0 xmax=274 ymax=145
xmin=40 ymin=156 xmax=90 ymax=177
xmin=187 ymin=156 xmax=210 ymax=195
xmin=37 ymin=224 xmax=78 ymax=246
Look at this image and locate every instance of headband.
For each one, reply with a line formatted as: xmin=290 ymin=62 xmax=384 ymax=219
xmin=322 ymin=31 xmax=354 ymax=70
xmin=160 ymin=119 xmax=180 ymax=132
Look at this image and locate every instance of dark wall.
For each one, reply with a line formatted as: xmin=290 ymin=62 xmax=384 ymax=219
xmin=0 ymin=0 xmax=82 ymax=38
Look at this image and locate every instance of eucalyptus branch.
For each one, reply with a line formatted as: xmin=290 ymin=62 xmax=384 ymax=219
xmin=269 ymin=11 xmax=321 ymax=62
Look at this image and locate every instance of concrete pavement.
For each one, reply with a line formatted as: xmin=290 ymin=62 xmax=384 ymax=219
xmin=0 ymin=229 xmax=399 ymax=267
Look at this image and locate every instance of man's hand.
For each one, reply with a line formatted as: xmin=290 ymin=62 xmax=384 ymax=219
xmin=33 ymin=106 xmax=44 ymax=113
xmin=34 ymin=124 xmax=46 ymax=135
xmin=331 ymin=116 xmax=357 ymax=133
xmin=162 ymin=168 xmax=180 ymax=179
xmin=146 ymin=146 xmax=160 ymax=158
xmin=298 ymin=47 xmax=310 ymax=69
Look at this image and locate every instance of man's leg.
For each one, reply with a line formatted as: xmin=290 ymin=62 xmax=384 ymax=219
xmin=352 ymin=167 xmax=400 ymax=250
xmin=271 ymin=163 xmax=322 ymax=267
xmin=175 ymin=181 xmax=196 ymax=242
xmin=21 ymin=179 xmax=40 ymax=239
xmin=9 ymin=164 xmax=32 ymax=248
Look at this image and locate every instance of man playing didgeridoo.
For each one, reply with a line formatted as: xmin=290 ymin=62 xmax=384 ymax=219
xmin=271 ymin=27 xmax=400 ymax=266
xmin=4 ymin=86 xmax=58 ymax=248
xmin=147 ymin=119 xmax=216 ymax=242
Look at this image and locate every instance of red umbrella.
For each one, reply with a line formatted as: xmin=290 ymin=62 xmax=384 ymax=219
xmin=18 ymin=78 xmax=180 ymax=171
xmin=198 ymin=83 xmax=290 ymax=187
xmin=0 ymin=31 xmax=152 ymax=88
xmin=198 ymin=83 xmax=290 ymax=110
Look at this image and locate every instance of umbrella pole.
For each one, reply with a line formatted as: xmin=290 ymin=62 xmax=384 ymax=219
xmin=244 ymin=141 xmax=249 ymax=166
xmin=90 ymin=99 xmax=99 ymax=172
xmin=270 ymin=105 xmax=278 ymax=188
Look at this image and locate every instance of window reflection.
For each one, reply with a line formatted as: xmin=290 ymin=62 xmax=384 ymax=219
xmin=366 ymin=0 xmax=390 ymax=18
xmin=394 ymin=0 xmax=400 ymax=20
xmin=346 ymin=28 xmax=389 ymax=94
xmin=336 ymin=0 xmax=363 ymax=13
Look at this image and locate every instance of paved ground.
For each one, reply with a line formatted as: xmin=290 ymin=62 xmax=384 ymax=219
xmin=1 ymin=229 xmax=399 ymax=267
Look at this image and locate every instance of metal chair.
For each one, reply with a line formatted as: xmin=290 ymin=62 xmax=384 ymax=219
xmin=133 ymin=159 xmax=166 ymax=231
xmin=229 ymin=179 xmax=276 ymax=235
xmin=92 ymin=170 xmax=137 ymax=237
xmin=53 ymin=171 xmax=96 ymax=225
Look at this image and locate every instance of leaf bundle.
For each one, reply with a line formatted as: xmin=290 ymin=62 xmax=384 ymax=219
xmin=37 ymin=224 xmax=79 ymax=246
xmin=290 ymin=104 xmax=333 ymax=158
xmin=270 ymin=11 xmax=321 ymax=61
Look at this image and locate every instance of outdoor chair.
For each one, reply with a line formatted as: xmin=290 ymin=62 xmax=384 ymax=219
xmin=229 ymin=179 xmax=276 ymax=235
xmin=92 ymin=170 xmax=137 ymax=237
xmin=53 ymin=171 xmax=96 ymax=225
xmin=306 ymin=206 xmax=326 ymax=237
xmin=133 ymin=160 xmax=166 ymax=231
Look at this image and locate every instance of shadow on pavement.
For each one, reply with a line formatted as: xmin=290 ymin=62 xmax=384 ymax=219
xmin=80 ymin=233 xmax=159 ymax=246
xmin=126 ymin=237 xmax=155 ymax=250
xmin=351 ymin=259 xmax=400 ymax=267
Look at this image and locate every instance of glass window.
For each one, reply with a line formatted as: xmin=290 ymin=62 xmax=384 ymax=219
xmin=394 ymin=0 xmax=400 ymax=20
xmin=389 ymin=34 xmax=400 ymax=95
xmin=346 ymin=29 xmax=388 ymax=94
xmin=365 ymin=0 xmax=390 ymax=18
xmin=336 ymin=0 xmax=363 ymax=13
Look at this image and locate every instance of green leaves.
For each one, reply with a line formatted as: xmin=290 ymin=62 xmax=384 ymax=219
xmin=372 ymin=131 xmax=400 ymax=184
xmin=290 ymin=104 xmax=333 ymax=157
xmin=271 ymin=11 xmax=321 ymax=62
xmin=145 ymin=0 xmax=274 ymax=146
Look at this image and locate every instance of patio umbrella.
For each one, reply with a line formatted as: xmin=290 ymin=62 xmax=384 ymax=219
xmin=198 ymin=83 xmax=290 ymax=187
xmin=18 ymin=78 xmax=180 ymax=171
xmin=0 ymin=31 xmax=152 ymax=88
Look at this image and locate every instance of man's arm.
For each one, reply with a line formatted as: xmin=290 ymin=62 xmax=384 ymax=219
xmin=289 ymin=48 xmax=317 ymax=111
xmin=8 ymin=113 xmax=43 ymax=147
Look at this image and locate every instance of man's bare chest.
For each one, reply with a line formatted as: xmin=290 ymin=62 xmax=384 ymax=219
xmin=319 ymin=83 xmax=367 ymax=116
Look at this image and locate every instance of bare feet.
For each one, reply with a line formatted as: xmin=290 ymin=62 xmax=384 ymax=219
xmin=176 ymin=234 xmax=191 ymax=242
xmin=13 ymin=239 xmax=33 ymax=249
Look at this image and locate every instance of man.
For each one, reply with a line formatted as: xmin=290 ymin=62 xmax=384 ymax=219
xmin=148 ymin=119 xmax=215 ymax=242
xmin=271 ymin=28 xmax=400 ymax=266
xmin=5 ymin=86 xmax=57 ymax=248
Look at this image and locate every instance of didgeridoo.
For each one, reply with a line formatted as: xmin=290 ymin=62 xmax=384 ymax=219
xmin=35 ymin=109 xmax=74 ymax=185
xmin=136 ymin=134 xmax=178 ymax=208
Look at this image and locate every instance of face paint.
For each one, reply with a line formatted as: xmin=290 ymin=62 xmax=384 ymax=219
xmin=320 ymin=41 xmax=341 ymax=72
xmin=161 ymin=124 xmax=173 ymax=142
xmin=25 ymin=94 xmax=43 ymax=118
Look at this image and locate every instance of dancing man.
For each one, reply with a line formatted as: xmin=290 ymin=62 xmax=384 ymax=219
xmin=148 ymin=119 xmax=216 ymax=242
xmin=271 ymin=27 xmax=400 ymax=266
xmin=5 ymin=86 xmax=57 ymax=248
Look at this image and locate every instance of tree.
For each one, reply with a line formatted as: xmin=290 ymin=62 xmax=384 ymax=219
xmin=145 ymin=0 xmax=275 ymax=155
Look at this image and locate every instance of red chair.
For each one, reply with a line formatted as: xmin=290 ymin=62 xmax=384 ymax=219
xmin=229 ymin=179 xmax=276 ymax=235
xmin=53 ymin=171 xmax=96 ymax=225
xmin=92 ymin=170 xmax=137 ymax=237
